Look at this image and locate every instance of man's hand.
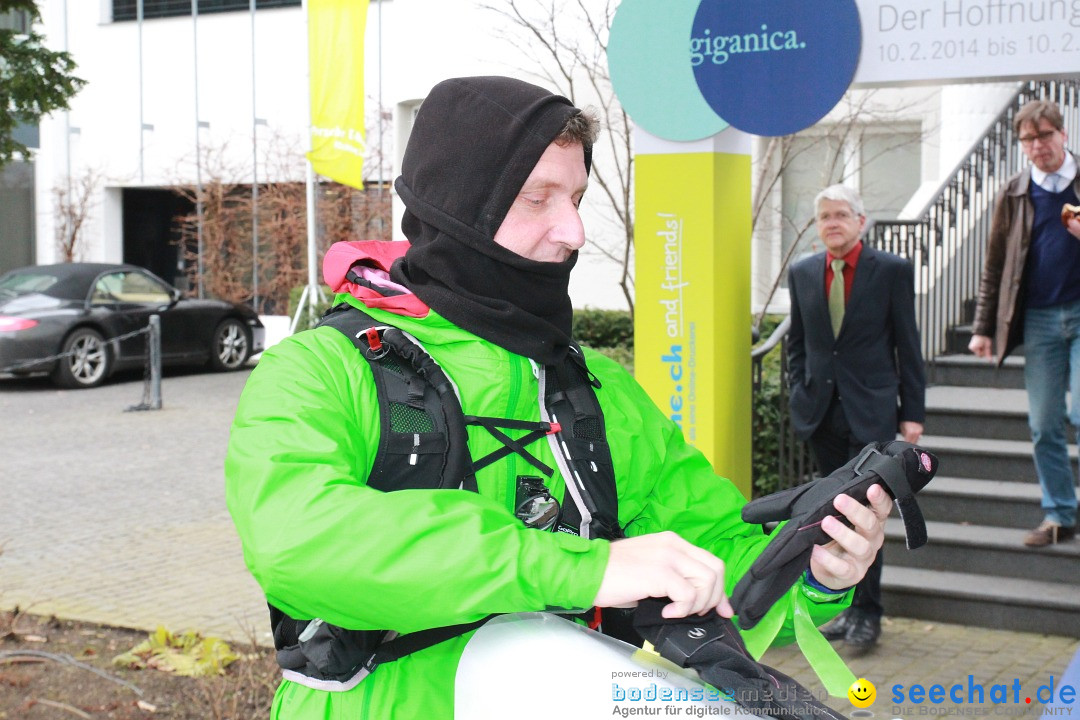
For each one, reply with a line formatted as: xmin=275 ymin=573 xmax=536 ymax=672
xmin=807 ymin=484 xmax=892 ymax=591
xmin=1066 ymin=215 xmax=1080 ymax=240
xmin=968 ymin=334 xmax=994 ymax=360
xmin=593 ymin=532 xmax=734 ymax=619
xmin=899 ymin=421 xmax=923 ymax=444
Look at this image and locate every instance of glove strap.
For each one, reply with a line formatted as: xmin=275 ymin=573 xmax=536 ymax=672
xmin=859 ymin=451 xmax=928 ymax=549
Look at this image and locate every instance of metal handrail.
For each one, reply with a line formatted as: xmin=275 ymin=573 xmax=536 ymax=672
xmin=750 ymin=315 xmax=790 ymax=362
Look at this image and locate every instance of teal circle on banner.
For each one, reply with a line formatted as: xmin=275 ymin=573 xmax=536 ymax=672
xmin=608 ymin=0 xmax=862 ymax=140
xmin=607 ymin=0 xmax=727 ymax=142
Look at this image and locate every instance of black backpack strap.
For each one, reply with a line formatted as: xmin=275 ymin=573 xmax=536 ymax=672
xmin=542 ymin=345 xmax=622 ymax=540
xmin=317 ymin=305 xmax=476 ymax=492
xmin=368 ymin=615 xmax=498 ymax=667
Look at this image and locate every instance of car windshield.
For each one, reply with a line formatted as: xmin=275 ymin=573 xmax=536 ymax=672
xmin=0 ymin=271 xmax=60 ymax=298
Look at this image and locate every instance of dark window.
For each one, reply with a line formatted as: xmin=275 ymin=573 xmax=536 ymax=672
xmin=0 ymin=160 xmax=35 ymax=276
xmin=112 ymin=0 xmax=300 ymax=22
xmin=0 ymin=8 xmax=31 ymax=33
xmin=12 ymin=120 xmax=39 ymax=151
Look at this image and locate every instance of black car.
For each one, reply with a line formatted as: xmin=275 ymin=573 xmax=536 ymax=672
xmin=0 ymin=263 xmax=265 ymax=388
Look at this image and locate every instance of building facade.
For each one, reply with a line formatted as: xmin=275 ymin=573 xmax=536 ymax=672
xmin=7 ymin=0 xmax=1030 ymax=312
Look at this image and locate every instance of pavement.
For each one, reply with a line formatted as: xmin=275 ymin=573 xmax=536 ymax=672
xmin=1 ymin=366 xmax=1077 ymax=718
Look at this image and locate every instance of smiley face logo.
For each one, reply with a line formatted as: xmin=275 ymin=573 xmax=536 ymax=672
xmin=848 ymin=678 xmax=876 ymax=708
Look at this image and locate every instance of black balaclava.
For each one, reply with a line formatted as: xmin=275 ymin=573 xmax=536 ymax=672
xmin=390 ymin=76 xmax=591 ymax=365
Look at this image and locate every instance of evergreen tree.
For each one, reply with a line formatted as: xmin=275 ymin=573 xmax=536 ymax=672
xmin=0 ymin=0 xmax=85 ymax=167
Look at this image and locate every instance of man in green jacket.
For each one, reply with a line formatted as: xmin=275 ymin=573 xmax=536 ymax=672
xmin=225 ymin=76 xmax=891 ymax=719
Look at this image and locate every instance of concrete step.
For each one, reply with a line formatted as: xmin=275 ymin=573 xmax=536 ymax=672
xmin=883 ymin=517 xmax=1080 ymax=582
xmin=917 ymin=476 xmax=1045 ymax=528
xmin=882 ymin=565 xmax=1080 ymax=637
xmin=930 ymin=354 xmax=1025 ymax=390
xmin=918 ymin=434 xmax=1078 ymax=482
xmin=924 ymin=386 xmax=1030 ymax=441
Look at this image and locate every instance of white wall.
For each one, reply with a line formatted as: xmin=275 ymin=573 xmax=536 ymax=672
xmin=31 ymin=0 xmax=628 ymax=309
xmin=33 ymin=2 xmax=351 ymax=262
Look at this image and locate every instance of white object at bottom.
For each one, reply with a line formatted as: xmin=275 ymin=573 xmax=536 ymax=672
xmin=455 ymin=612 xmax=757 ymax=719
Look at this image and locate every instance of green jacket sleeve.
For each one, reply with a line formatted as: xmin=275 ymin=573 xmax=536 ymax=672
xmin=225 ymin=329 xmax=609 ymax=635
xmin=584 ymin=349 xmax=849 ymax=647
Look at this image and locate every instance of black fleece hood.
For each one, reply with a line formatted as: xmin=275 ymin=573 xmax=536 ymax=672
xmin=391 ymin=76 xmax=590 ymax=365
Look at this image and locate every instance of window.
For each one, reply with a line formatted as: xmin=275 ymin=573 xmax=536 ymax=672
xmin=112 ymin=0 xmax=300 ymax=22
xmin=93 ymin=271 xmax=171 ymax=306
xmin=0 ymin=8 xmax=31 ymax=34
xmin=779 ymin=126 xmax=921 ymax=264
xmin=780 ymin=135 xmax=844 ymax=264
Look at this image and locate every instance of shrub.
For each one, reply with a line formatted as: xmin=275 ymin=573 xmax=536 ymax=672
xmin=574 ymin=308 xmax=633 ymax=373
xmin=751 ymin=315 xmax=787 ymax=498
xmin=573 ymin=308 xmax=633 ymax=351
xmin=287 ymin=284 xmax=334 ymax=332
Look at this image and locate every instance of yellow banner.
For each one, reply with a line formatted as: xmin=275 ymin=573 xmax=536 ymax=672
xmin=307 ymin=0 xmax=369 ymax=189
xmin=633 ymin=151 xmax=752 ymax=494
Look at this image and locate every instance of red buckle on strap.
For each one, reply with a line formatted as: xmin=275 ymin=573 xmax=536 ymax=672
xmin=546 ymin=422 xmax=562 ymax=435
xmin=364 ymin=327 xmax=382 ymax=352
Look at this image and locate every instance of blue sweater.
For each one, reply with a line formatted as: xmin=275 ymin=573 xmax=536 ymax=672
xmin=1026 ymin=181 xmax=1080 ymax=309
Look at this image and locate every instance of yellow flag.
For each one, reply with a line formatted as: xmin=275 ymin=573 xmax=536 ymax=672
xmin=307 ymin=0 xmax=369 ymax=189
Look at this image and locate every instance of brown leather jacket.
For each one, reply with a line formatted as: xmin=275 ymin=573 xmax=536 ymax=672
xmin=971 ymin=159 xmax=1079 ymax=364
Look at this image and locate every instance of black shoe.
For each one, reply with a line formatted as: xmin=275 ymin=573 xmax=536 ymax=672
xmin=819 ymin=611 xmax=851 ymax=641
xmin=845 ymin=613 xmax=881 ymax=650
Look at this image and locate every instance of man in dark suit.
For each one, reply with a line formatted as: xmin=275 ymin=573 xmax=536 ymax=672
xmin=787 ymin=184 xmax=926 ymax=650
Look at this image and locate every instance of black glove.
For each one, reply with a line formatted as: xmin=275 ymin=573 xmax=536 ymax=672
xmin=632 ymin=599 xmax=847 ymax=719
xmin=731 ymin=441 xmax=938 ymax=630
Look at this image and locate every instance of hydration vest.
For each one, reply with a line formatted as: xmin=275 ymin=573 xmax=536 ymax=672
xmin=270 ymin=304 xmax=623 ymax=690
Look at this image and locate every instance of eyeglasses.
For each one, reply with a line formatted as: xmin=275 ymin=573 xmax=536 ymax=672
xmin=1019 ymin=129 xmax=1058 ymax=146
xmin=515 ymin=476 xmax=561 ymax=531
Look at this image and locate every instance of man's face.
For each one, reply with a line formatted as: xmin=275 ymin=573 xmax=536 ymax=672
xmin=1019 ymin=118 xmax=1068 ymax=174
xmin=816 ymin=198 xmax=866 ymax=257
xmin=492 ymin=141 xmax=587 ymax=263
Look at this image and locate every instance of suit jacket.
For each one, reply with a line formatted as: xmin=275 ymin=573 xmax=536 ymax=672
xmin=787 ymin=243 xmax=926 ymax=443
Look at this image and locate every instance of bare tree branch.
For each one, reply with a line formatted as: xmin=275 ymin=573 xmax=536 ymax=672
xmin=171 ymin=135 xmax=390 ymax=314
xmin=53 ymin=168 xmax=106 ymax=263
xmin=481 ymin=0 xmax=635 ymax=314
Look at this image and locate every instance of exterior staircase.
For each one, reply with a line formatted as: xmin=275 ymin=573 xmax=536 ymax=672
xmin=880 ymin=325 xmax=1080 ymax=637
xmin=755 ymin=79 xmax=1080 ymax=637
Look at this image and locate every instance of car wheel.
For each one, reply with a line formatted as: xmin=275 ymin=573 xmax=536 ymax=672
xmin=209 ymin=318 xmax=251 ymax=371
xmin=52 ymin=328 xmax=111 ymax=389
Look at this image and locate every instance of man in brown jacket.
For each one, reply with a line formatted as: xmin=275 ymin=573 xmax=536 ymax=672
xmin=969 ymin=99 xmax=1080 ymax=546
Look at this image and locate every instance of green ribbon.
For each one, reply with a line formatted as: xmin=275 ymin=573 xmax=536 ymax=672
xmin=793 ymin=590 xmax=856 ymax=697
xmin=742 ymin=586 xmax=856 ymax=698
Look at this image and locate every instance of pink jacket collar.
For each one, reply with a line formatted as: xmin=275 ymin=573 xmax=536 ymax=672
xmin=322 ymin=241 xmax=429 ymax=317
